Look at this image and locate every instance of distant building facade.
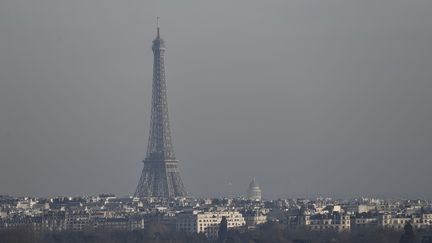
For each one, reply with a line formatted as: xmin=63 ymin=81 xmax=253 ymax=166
xmin=176 ymin=211 xmax=245 ymax=238
xmin=0 ymin=212 xmax=144 ymax=232
xmin=299 ymin=213 xmax=351 ymax=231
xmin=378 ymin=213 xmax=432 ymax=230
xmin=242 ymin=209 xmax=268 ymax=228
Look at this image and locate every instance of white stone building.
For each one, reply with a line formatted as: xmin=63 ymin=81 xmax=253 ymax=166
xmin=300 ymin=213 xmax=351 ymax=231
xmin=378 ymin=213 xmax=432 ymax=230
xmin=176 ymin=210 xmax=246 ymax=238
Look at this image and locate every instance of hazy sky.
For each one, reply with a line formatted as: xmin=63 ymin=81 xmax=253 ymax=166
xmin=1 ymin=0 xmax=431 ymax=199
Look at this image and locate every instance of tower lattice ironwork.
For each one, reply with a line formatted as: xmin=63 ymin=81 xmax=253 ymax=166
xmin=134 ymin=19 xmax=187 ymax=198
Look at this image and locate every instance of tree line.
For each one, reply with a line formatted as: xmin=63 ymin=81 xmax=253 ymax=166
xmin=1 ymin=221 xmax=431 ymax=243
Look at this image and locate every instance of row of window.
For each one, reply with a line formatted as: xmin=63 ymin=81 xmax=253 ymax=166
xmin=198 ymin=218 xmax=242 ymax=223
xmin=309 ymin=221 xmax=349 ymax=225
xmin=383 ymin=220 xmax=432 ymax=224
xmin=309 ymin=225 xmax=349 ymax=230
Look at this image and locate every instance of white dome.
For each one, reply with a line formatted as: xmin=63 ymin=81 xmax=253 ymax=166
xmin=247 ymin=178 xmax=262 ymax=201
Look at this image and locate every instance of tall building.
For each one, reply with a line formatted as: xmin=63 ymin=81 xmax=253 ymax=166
xmin=247 ymin=178 xmax=262 ymax=201
xmin=134 ymin=19 xmax=187 ymax=198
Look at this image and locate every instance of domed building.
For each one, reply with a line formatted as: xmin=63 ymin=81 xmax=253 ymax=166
xmin=247 ymin=178 xmax=262 ymax=201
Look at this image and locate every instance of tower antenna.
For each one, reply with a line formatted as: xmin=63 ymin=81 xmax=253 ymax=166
xmin=156 ymin=16 xmax=160 ymax=37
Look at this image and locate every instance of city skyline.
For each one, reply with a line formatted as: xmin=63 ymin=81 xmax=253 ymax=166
xmin=0 ymin=0 xmax=432 ymax=199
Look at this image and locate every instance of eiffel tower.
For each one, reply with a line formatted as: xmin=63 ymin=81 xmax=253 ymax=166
xmin=134 ymin=18 xmax=187 ymax=198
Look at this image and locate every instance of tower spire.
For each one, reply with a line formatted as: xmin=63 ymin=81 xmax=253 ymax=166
xmin=156 ymin=16 xmax=160 ymax=38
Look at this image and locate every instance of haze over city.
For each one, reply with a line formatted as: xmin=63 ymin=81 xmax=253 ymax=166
xmin=1 ymin=0 xmax=431 ymax=199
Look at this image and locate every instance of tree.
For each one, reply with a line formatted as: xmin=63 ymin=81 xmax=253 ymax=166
xmin=218 ymin=216 xmax=228 ymax=242
xmin=399 ymin=222 xmax=416 ymax=243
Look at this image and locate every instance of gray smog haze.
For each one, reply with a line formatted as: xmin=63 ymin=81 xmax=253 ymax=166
xmin=1 ymin=0 xmax=431 ymax=199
